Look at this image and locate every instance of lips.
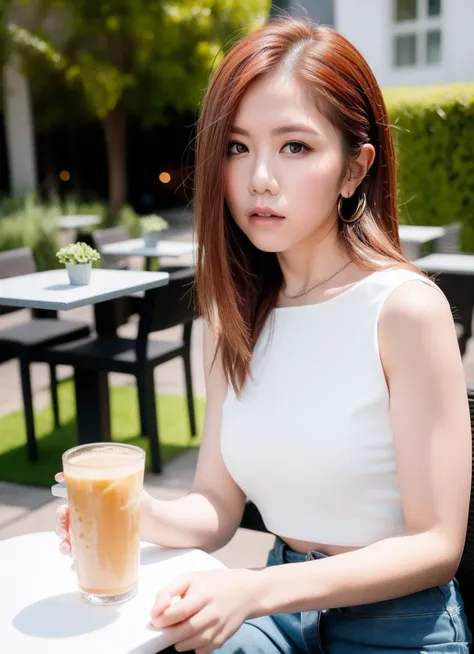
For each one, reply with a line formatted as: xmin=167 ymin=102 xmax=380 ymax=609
xmin=247 ymin=207 xmax=285 ymax=219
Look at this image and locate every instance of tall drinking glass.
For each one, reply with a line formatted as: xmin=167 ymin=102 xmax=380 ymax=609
xmin=63 ymin=442 xmax=145 ymax=605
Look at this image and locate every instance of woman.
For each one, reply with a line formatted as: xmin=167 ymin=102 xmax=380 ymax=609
xmin=56 ymin=18 xmax=472 ymax=654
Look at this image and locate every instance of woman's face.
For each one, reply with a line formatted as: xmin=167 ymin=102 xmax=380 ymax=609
xmin=224 ymin=72 xmax=348 ymax=253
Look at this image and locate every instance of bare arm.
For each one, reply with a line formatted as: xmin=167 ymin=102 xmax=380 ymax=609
xmin=250 ymin=281 xmax=472 ymax=615
xmin=141 ymin=320 xmax=247 ymax=552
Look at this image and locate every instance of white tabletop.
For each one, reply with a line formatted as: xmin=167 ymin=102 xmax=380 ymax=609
xmin=399 ymin=224 xmax=446 ymax=244
xmin=0 ymin=268 xmax=169 ymax=311
xmin=0 ymin=531 xmax=225 ymax=654
xmin=101 ymin=239 xmax=197 ymax=259
xmin=415 ymin=253 xmax=474 ymax=275
xmin=57 ymin=215 xmax=102 ymax=229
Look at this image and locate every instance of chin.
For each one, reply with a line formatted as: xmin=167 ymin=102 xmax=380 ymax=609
xmin=246 ymin=235 xmax=288 ymax=253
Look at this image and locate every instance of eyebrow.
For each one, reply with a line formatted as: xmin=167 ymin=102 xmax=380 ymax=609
xmin=230 ymin=124 xmax=322 ymax=138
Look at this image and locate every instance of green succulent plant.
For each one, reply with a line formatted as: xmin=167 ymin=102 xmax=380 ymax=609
xmin=140 ymin=215 xmax=169 ymax=233
xmin=56 ymin=242 xmax=101 ymax=265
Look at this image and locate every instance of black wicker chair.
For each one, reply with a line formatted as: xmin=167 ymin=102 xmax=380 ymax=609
xmin=430 ymin=272 xmax=474 ymax=358
xmin=91 ymin=226 xmax=131 ymax=270
xmin=43 ymin=268 xmax=198 ymax=473
xmin=457 ymin=386 xmax=474 ymax=635
xmin=0 ymin=248 xmax=90 ymax=461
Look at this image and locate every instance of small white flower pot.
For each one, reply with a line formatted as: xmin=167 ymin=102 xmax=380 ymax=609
xmin=143 ymin=231 xmax=161 ymax=248
xmin=66 ymin=262 xmax=92 ymax=285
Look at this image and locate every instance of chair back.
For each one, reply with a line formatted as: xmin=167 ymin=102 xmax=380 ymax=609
xmin=456 ymin=387 xmax=474 ymax=634
xmin=433 ymin=273 xmax=474 ymax=356
xmin=433 ymin=223 xmax=462 ymax=254
xmin=137 ymin=268 xmax=196 ymax=342
xmin=92 ymin=226 xmax=130 ymax=269
xmin=0 ymin=248 xmax=37 ymax=317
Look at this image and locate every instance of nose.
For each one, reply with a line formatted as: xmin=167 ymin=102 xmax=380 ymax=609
xmin=248 ymin=157 xmax=279 ymax=196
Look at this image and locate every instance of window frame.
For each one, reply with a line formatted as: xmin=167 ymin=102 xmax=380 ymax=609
xmin=392 ymin=0 xmax=443 ymax=68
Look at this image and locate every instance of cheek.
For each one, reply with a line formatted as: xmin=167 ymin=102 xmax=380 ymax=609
xmin=291 ymin=156 xmax=341 ymax=204
xmin=224 ymin=166 xmax=242 ymax=212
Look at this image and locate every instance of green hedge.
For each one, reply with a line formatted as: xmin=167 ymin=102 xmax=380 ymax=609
xmin=384 ymin=83 xmax=474 ymax=252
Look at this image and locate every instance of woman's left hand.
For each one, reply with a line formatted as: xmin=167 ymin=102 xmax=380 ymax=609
xmin=150 ymin=568 xmax=259 ymax=654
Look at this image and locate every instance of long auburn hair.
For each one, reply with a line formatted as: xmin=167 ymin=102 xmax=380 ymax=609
xmin=194 ymin=17 xmax=419 ymax=395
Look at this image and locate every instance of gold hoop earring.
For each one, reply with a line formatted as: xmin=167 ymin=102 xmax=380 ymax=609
xmin=338 ymin=193 xmax=367 ymax=223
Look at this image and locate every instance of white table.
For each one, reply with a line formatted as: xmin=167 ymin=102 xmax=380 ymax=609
xmin=0 ymin=531 xmax=225 ymax=654
xmin=101 ymin=239 xmax=196 ymax=259
xmin=57 ymin=215 xmax=102 ymax=230
xmin=399 ymin=225 xmax=446 ymax=245
xmin=415 ymin=253 xmax=474 ymax=276
xmin=399 ymin=225 xmax=446 ymax=260
xmin=101 ymin=238 xmax=196 ymax=271
xmin=0 ymin=268 xmax=168 ymax=311
xmin=0 ymin=268 xmax=169 ymax=444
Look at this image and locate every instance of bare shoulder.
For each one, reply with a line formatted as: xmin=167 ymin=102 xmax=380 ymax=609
xmin=378 ymin=278 xmax=459 ymax=370
xmin=380 ymin=277 xmax=452 ymax=332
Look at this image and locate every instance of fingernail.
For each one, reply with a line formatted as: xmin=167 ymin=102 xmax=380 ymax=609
xmin=57 ymin=528 xmax=67 ymax=539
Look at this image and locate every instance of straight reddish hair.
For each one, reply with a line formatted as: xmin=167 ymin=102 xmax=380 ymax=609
xmin=194 ymin=17 xmax=419 ymax=395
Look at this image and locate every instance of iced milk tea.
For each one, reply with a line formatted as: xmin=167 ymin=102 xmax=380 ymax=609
xmin=63 ymin=443 xmax=145 ymax=605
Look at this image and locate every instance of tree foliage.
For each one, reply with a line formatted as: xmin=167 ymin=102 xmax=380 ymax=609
xmin=5 ymin=0 xmax=270 ymax=126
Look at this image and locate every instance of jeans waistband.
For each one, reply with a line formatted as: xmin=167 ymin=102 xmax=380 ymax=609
xmin=270 ymin=536 xmax=331 ymax=564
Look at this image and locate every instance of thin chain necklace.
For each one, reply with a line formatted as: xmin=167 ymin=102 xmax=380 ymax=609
xmin=281 ymin=260 xmax=353 ymax=300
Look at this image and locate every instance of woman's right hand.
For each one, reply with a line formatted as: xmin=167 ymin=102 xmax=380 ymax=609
xmin=54 ymin=472 xmax=72 ymax=556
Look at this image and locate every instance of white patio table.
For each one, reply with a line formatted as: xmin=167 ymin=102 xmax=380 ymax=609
xmin=100 ymin=238 xmax=196 ymax=270
xmin=0 ymin=268 xmax=168 ymax=444
xmin=0 ymin=531 xmax=225 ymax=654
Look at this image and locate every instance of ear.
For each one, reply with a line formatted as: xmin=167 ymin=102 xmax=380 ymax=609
xmin=340 ymin=144 xmax=376 ymax=198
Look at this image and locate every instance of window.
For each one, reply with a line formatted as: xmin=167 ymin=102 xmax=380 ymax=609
xmin=392 ymin=0 xmax=442 ymax=68
xmin=395 ymin=34 xmax=417 ymax=66
xmin=426 ymin=30 xmax=441 ymax=64
xmin=395 ymin=0 xmax=417 ymax=22
xmin=428 ymin=0 xmax=441 ymax=16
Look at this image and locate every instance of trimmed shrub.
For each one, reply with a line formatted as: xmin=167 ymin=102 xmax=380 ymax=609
xmin=0 ymin=194 xmax=62 ymax=270
xmin=384 ymin=83 xmax=474 ymax=252
xmin=0 ymin=194 xmax=140 ymax=269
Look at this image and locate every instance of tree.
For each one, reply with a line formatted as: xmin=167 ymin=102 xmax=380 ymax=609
xmin=5 ymin=0 xmax=270 ymax=210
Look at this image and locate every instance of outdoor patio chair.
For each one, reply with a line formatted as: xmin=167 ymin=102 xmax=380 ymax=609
xmin=432 ymin=272 xmax=474 ymax=357
xmin=91 ymin=225 xmax=131 ymax=270
xmin=456 ymin=385 xmax=474 ymax=634
xmin=433 ymin=222 xmax=462 ymax=254
xmin=0 ymin=247 xmax=90 ymax=461
xmin=42 ymin=268 xmax=197 ymax=473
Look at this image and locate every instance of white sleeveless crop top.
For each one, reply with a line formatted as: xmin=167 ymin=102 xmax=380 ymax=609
xmin=221 ymin=268 xmax=443 ymax=547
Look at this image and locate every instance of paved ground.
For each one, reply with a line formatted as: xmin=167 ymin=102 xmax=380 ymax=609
xmin=1 ymin=221 xmax=473 ymax=568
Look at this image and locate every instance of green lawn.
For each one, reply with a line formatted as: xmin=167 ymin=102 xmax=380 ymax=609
xmin=0 ymin=380 xmax=204 ymax=487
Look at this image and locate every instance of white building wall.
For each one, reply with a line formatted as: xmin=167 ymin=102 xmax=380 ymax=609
xmin=2 ymin=63 xmax=37 ymax=194
xmin=334 ymin=0 xmax=474 ymax=87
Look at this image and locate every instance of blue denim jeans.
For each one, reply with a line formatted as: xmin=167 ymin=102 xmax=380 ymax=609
xmin=213 ymin=537 xmax=472 ymax=653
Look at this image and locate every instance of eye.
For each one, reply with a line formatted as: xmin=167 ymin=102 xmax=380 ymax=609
xmin=282 ymin=141 xmax=311 ymax=155
xmin=228 ymin=141 xmax=248 ymax=155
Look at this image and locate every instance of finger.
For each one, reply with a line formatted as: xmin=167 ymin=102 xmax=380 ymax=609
xmin=151 ymin=576 xmax=191 ymax=618
xmin=151 ymin=595 xmax=205 ymax=629
xmin=154 ymin=619 xmax=198 ymax=649
xmin=55 ymin=526 xmax=68 ymax=540
xmin=56 ymin=504 xmax=69 ymax=524
xmin=175 ymin=629 xmax=217 ymax=653
xmin=55 ymin=472 xmax=65 ymax=482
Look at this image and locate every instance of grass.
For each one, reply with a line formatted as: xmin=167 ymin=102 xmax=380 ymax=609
xmin=0 ymin=380 xmax=205 ymax=487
